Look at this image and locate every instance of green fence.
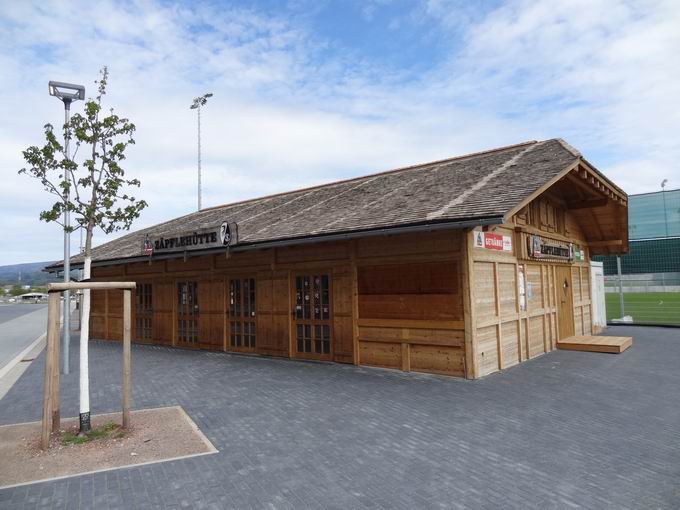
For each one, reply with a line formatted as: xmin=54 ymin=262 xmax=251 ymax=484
xmin=594 ymin=238 xmax=680 ymax=326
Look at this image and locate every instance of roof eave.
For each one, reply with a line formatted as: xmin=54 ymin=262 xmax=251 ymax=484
xmin=46 ymin=215 xmax=506 ymax=272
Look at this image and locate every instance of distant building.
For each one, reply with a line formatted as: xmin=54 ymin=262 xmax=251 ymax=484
xmin=594 ymin=188 xmax=680 ymax=276
xmin=19 ymin=292 xmax=48 ymax=302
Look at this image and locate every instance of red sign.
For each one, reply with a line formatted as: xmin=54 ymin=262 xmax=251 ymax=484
xmin=484 ymin=233 xmax=505 ymax=251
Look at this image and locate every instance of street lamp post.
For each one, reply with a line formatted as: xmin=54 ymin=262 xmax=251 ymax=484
xmin=190 ymin=93 xmax=213 ymax=211
xmin=661 ymin=179 xmax=669 ymax=238
xmin=48 ymin=81 xmax=85 ymax=375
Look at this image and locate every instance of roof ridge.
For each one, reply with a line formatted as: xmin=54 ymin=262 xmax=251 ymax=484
xmin=199 ymin=139 xmax=540 ymax=213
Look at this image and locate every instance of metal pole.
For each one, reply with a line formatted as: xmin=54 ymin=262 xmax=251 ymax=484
xmin=616 ymin=255 xmax=625 ymax=318
xmin=197 ymin=104 xmax=202 ymax=211
xmin=662 ymin=188 xmax=669 ymax=238
xmin=62 ymin=101 xmax=71 ymax=375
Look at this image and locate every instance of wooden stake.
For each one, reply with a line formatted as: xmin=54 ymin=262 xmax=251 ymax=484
xmin=122 ymin=289 xmax=131 ymax=429
xmin=41 ymin=292 xmax=60 ymax=449
xmin=51 ymin=297 xmax=60 ymax=433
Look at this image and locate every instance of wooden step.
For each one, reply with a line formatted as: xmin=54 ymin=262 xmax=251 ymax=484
xmin=557 ymin=335 xmax=632 ymax=354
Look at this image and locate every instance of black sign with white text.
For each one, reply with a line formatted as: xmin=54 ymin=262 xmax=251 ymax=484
xmin=142 ymin=222 xmax=238 ymax=255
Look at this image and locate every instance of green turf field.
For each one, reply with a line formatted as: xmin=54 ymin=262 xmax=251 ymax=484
xmin=605 ymin=292 xmax=680 ymax=325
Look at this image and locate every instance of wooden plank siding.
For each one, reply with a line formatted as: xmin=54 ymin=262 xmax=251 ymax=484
xmin=88 ymin=193 xmax=596 ymax=380
xmin=465 ymin=195 xmax=594 ymax=378
xmin=89 ymin=230 xmax=467 ymax=378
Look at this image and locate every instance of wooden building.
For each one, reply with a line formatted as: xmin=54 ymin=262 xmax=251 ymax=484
xmin=51 ymin=139 xmax=629 ymax=379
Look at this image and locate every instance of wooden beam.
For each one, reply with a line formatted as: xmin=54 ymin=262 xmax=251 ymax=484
xmin=48 ymin=281 xmax=137 ymax=291
xmin=588 ymin=239 xmax=624 ymax=247
xmin=122 ymin=289 xmax=131 ymax=429
xmin=566 ymin=198 xmax=609 ymax=210
xmin=41 ymin=292 xmax=60 ymax=449
xmin=461 ymin=230 xmax=477 ymax=379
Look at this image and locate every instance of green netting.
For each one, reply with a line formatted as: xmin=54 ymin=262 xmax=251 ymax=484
xmin=593 ymin=238 xmax=680 ymax=275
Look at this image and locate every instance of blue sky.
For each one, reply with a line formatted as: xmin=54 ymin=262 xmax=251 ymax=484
xmin=0 ymin=0 xmax=678 ymax=265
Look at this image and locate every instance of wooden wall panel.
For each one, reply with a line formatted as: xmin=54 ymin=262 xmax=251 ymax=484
xmin=166 ymin=256 xmax=211 ymax=273
xmin=574 ymin=308 xmax=584 ymax=336
xmin=256 ymin=271 xmax=289 ymax=357
xmin=277 ymin=242 xmax=349 ymax=264
xmin=359 ymin=341 xmax=401 ymax=369
xmin=473 ymin=262 xmax=496 ymax=321
xmin=476 ymin=325 xmax=499 ymax=376
xmin=332 ymin=268 xmax=354 ymax=363
xmin=359 ymin=294 xmax=459 ymax=321
xmin=572 ymin=269 xmax=582 ymax=302
xmin=198 ymin=280 xmax=224 ymax=350
xmin=153 ymin=281 xmax=173 ymax=345
xmin=528 ymin=316 xmax=545 ymax=358
xmin=526 ymin=265 xmax=543 ymax=311
xmin=89 ymin=229 xmax=469 ymax=377
xmin=356 ymin=230 xmax=462 ymax=259
xmin=358 ymin=261 xmax=461 ymax=321
xmin=583 ymin=307 xmax=592 ymax=335
xmin=500 ymin=321 xmax=520 ymax=368
xmin=107 ymin=290 xmax=123 ymax=340
xmin=90 ymin=289 xmax=107 ymax=339
xmin=497 ymin=263 xmax=516 ymax=319
xmin=410 ymin=345 xmax=464 ymax=377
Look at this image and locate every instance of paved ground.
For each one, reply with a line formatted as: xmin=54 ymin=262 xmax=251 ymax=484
xmin=0 ymin=325 xmax=679 ymax=509
xmin=0 ymin=304 xmax=47 ymax=326
xmin=0 ymin=305 xmax=47 ymax=372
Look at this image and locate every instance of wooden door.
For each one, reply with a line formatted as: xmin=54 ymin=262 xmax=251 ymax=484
xmin=177 ymin=281 xmax=199 ymax=346
xmin=555 ymin=266 xmax=574 ymax=339
xmin=134 ymin=282 xmax=153 ymax=343
xmin=198 ymin=279 xmax=224 ymax=350
xmin=153 ymin=281 xmax=173 ymax=345
xmin=256 ymin=270 xmax=290 ymax=357
xmin=292 ymin=273 xmax=332 ymax=360
xmin=228 ymin=277 xmax=257 ymax=353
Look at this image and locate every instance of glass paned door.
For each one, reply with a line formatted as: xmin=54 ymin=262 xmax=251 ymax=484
xmin=229 ymin=278 xmax=256 ymax=351
xmin=177 ymin=281 xmax=198 ymax=344
xmin=135 ymin=283 xmax=153 ymax=342
xmin=294 ymin=273 xmax=332 ymax=359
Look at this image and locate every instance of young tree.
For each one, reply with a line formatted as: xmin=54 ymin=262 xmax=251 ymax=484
xmin=20 ymin=67 xmax=147 ymax=433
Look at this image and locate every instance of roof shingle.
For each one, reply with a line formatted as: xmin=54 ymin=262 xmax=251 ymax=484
xmin=59 ymin=138 xmax=582 ymax=267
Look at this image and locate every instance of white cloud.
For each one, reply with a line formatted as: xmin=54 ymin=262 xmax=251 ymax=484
xmin=0 ymin=0 xmax=678 ymax=265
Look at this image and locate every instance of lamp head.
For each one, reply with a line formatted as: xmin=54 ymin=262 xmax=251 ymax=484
xmin=661 ymin=179 xmax=668 ymax=190
xmin=48 ymin=81 xmax=85 ymax=102
xmin=190 ymin=92 xmax=213 ymax=109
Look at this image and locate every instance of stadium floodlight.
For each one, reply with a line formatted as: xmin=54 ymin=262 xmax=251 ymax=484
xmin=49 ymin=80 xmax=85 ymax=375
xmin=190 ymin=93 xmax=213 ymax=211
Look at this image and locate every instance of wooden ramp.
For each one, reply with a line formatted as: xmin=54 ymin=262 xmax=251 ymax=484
xmin=557 ymin=335 xmax=632 ymax=354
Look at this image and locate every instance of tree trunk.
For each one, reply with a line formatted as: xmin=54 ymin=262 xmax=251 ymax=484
xmin=78 ymin=226 xmax=94 ymax=435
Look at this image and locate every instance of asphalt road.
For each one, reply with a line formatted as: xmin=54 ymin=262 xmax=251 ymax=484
xmin=0 ymin=303 xmax=47 ymax=325
xmin=0 ymin=304 xmax=48 ymax=372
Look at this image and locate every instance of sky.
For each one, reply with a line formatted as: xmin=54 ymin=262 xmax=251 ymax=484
xmin=0 ymin=0 xmax=678 ymax=266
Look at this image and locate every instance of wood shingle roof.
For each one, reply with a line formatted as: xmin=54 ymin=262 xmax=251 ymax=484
xmin=55 ymin=138 xmax=589 ymax=268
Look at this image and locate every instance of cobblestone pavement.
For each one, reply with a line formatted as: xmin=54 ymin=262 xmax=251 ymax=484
xmin=1 ymin=326 xmax=679 ymax=509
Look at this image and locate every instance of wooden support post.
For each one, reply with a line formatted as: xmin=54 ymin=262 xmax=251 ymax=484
xmin=51 ymin=300 xmax=61 ymax=433
xmin=41 ymin=292 xmax=60 ymax=449
xmin=461 ymin=230 xmax=477 ymax=379
xmin=122 ymin=289 xmax=132 ymax=429
xmin=350 ymin=241 xmax=360 ymax=365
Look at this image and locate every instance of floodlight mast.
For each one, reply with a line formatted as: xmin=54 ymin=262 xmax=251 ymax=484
xmin=48 ymin=81 xmax=85 ymax=376
xmin=190 ymin=93 xmax=213 ymax=211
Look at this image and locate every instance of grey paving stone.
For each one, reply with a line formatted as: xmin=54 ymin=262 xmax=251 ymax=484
xmin=0 ymin=326 xmax=679 ymax=509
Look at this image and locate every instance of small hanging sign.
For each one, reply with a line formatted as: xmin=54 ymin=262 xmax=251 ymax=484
xmin=142 ymin=234 xmax=153 ymax=256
